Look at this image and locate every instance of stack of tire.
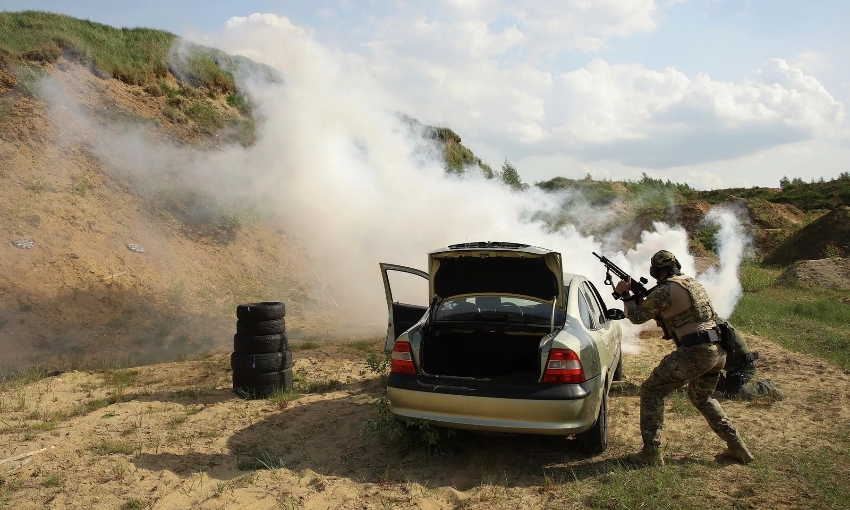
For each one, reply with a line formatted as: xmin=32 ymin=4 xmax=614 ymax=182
xmin=232 ymin=302 xmax=293 ymax=399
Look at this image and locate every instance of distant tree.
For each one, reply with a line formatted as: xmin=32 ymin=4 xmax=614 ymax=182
xmin=500 ymin=159 xmax=527 ymax=191
xmin=839 ymin=171 xmax=850 ymax=180
xmin=791 ymin=177 xmax=805 ymax=186
xmin=779 ymin=176 xmax=790 ymax=189
xmin=584 ymin=172 xmax=593 ymax=181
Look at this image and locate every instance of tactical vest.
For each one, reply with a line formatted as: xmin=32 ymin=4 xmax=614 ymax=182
xmin=663 ymin=275 xmax=716 ymax=333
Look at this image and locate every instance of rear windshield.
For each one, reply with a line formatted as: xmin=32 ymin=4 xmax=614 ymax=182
xmin=435 ymin=293 xmax=567 ymax=326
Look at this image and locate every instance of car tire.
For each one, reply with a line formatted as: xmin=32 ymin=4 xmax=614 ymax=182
xmin=613 ymin=353 xmax=624 ymax=382
xmin=236 ymin=319 xmax=285 ymax=336
xmin=236 ymin=302 xmax=286 ymax=321
xmin=233 ymin=333 xmax=285 ymax=354
xmin=282 ymin=350 xmax=293 ymax=370
xmin=576 ymin=391 xmax=608 ymax=454
xmin=230 ymin=352 xmax=283 ymax=373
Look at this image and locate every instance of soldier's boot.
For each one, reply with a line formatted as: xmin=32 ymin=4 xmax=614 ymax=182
xmin=756 ymin=380 xmax=783 ymax=401
xmin=722 ymin=437 xmax=755 ymax=464
xmin=626 ymin=446 xmax=664 ymax=466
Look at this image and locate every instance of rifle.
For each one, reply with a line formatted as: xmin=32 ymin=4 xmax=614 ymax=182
xmin=592 ymin=252 xmax=652 ymax=302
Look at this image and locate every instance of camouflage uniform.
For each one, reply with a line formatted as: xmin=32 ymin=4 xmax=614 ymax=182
xmin=624 ymin=251 xmax=750 ymax=460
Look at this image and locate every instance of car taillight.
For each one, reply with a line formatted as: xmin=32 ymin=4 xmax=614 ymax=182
xmin=543 ymin=348 xmax=585 ymax=383
xmin=391 ymin=341 xmax=416 ymax=374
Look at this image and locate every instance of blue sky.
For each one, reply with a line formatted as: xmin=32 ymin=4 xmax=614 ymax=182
xmin=2 ymin=0 xmax=848 ymax=188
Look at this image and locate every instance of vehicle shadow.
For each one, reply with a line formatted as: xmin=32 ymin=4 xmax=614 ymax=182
xmin=130 ymin=392 xmax=724 ymax=488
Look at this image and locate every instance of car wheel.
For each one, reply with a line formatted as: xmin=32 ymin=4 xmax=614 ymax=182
xmin=613 ymin=353 xmax=624 ymax=382
xmin=576 ymin=391 xmax=608 ymax=454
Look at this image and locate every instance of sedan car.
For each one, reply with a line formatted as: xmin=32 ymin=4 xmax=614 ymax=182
xmin=379 ymin=241 xmax=624 ymax=453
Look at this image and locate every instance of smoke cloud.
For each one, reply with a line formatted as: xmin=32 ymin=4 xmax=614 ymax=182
xmin=38 ymin=13 xmax=752 ymax=345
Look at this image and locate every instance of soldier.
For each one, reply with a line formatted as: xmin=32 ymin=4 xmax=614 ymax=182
xmin=615 ymin=250 xmax=754 ymax=466
xmin=715 ymin=318 xmax=783 ymax=401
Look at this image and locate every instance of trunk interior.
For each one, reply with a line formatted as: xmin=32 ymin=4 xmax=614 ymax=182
xmin=421 ymin=323 xmax=546 ymax=383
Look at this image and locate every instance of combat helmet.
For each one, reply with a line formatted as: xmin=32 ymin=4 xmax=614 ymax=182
xmin=650 ymin=250 xmax=681 ymax=279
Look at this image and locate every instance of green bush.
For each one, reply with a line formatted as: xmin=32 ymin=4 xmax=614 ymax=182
xmin=185 ymin=101 xmax=225 ymax=133
xmin=361 ymin=397 xmax=455 ymax=455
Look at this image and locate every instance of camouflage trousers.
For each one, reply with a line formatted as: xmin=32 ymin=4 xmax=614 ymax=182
xmin=640 ymin=343 xmax=741 ymax=448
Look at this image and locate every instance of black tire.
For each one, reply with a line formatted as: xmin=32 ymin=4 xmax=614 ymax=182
xmin=576 ymin=392 xmax=608 ymax=454
xmin=233 ymin=371 xmax=281 ymax=387
xmin=233 ymin=333 xmax=284 ymax=354
xmin=230 ymin=352 xmax=283 ymax=373
xmin=281 ymin=367 xmax=293 ymax=389
xmin=236 ymin=319 xmax=285 ymax=336
xmin=282 ymin=350 xmax=293 ymax=370
xmin=236 ymin=302 xmax=286 ymax=321
xmin=613 ymin=353 xmax=624 ymax=382
xmin=233 ymin=383 xmax=280 ymax=399
xmin=233 ymin=371 xmax=281 ymax=400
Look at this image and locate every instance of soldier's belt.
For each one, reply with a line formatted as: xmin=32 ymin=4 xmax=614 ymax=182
xmin=679 ymin=328 xmax=720 ymax=347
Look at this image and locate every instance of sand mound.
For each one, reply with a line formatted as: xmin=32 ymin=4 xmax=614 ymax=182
xmin=775 ymin=258 xmax=850 ymax=291
xmin=765 ymin=206 xmax=850 ymax=265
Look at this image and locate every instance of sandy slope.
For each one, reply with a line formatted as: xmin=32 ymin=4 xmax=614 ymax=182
xmin=0 ymin=60 xmax=373 ymax=375
xmin=1 ymin=330 xmax=848 ymax=509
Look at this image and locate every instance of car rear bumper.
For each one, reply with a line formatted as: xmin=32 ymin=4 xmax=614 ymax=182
xmin=386 ymin=373 xmax=603 ymax=435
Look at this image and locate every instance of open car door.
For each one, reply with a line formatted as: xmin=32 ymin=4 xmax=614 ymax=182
xmin=379 ymin=263 xmax=428 ymax=352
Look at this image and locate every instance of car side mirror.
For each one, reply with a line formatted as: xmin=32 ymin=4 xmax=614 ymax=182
xmin=606 ymin=309 xmax=625 ymax=320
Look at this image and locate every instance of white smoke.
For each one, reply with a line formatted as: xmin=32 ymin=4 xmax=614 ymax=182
xmin=194 ymin=14 xmax=752 ymax=331
xmin=37 ymin=13 xmax=751 ymax=342
xmin=697 ymin=206 xmax=749 ymax=318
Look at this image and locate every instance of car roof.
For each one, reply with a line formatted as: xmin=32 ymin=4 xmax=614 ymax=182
xmin=428 ymin=241 xmax=555 ymax=256
xmin=563 ymin=273 xmax=584 ymax=284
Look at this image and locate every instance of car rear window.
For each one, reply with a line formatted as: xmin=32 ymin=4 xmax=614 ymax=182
xmin=435 ymin=294 xmax=566 ymax=325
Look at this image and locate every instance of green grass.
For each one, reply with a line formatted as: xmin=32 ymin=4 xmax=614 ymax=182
xmin=236 ymin=448 xmax=286 ymax=471
xmin=185 ymin=100 xmax=226 ymax=134
xmin=351 ymin=339 xmax=380 ymax=353
xmin=0 ymin=11 xmax=173 ymax=85
xmin=121 ymin=499 xmax=143 ymax=510
xmin=41 ymin=475 xmax=62 ymax=488
xmin=586 ymin=462 xmax=713 ymax=509
xmin=731 ymin=266 xmax=850 ymax=370
xmin=66 ymin=398 xmax=110 ymax=418
xmin=361 ymin=397 xmax=455 ymax=455
xmin=299 ymin=378 xmax=342 ymax=394
xmin=92 ymin=440 xmax=136 ymax=455
xmin=291 ymin=340 xmax=319 ymax=351
xmin=267 ymin=388 xmax=302 ymax=409
xmin=0 ymin=11 xmax=238 ymax=91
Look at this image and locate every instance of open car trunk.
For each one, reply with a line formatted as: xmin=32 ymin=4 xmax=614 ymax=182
xmin=421 ymin=323 xmax=546 ymax=383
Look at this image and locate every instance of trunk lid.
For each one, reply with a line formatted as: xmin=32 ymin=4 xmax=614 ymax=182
xmin=428 ymin=242 xmax=566 ymax=311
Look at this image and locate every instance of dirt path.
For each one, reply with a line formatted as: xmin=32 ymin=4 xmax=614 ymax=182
xmin=1 ymin=333 xmax=849 ymax=509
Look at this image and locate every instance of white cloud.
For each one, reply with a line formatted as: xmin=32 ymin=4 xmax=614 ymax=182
xmin=792 ymin=51 xmax=830 ymax=74
xmin=213 ymin=5 xmax=847 ymax=188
